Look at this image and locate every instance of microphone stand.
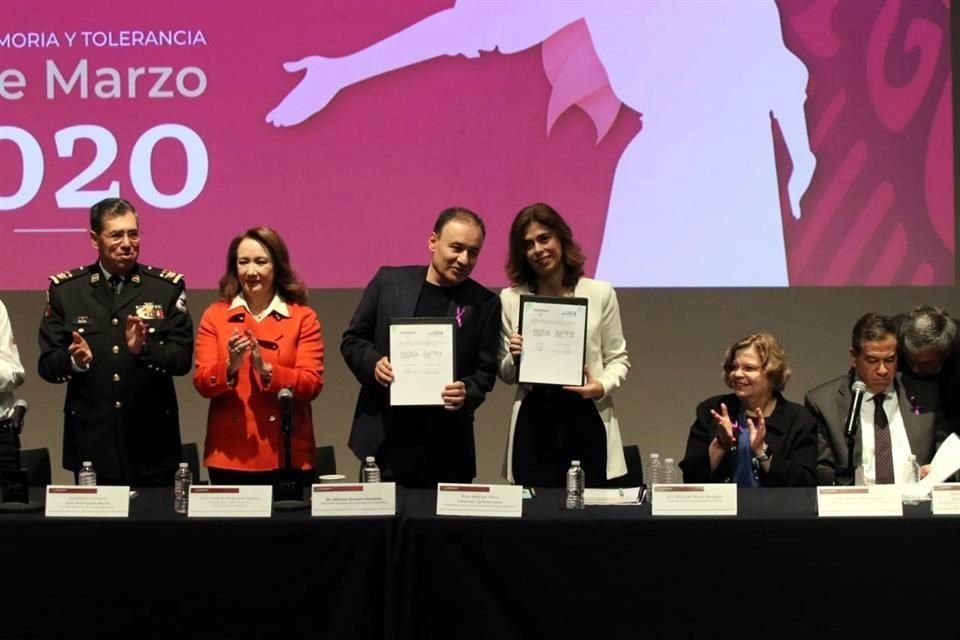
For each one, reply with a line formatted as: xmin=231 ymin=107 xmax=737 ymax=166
xmin=836 ymin=379 xmax=867 ymax=487
xmin=273 ymin=389 xmax=309 ymax=511
xmin=836 ymin=418 xmax=859 ymax=486
xmin=0 ymin=412 xmax=41 ymax=513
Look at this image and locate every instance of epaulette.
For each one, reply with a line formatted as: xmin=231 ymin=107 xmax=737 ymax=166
xmin=142 ymin=265 xmax=185 ymax=285
xmin=48 ymin=266 xmax=88 ymax=285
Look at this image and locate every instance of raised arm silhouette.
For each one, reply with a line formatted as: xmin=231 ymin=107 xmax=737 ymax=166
xmin=268 ymin=1 xmax=815 ymax=286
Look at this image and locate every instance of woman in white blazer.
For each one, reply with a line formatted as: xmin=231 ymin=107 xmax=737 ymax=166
xmin=498 ymin=203 xmax=630 ymax=487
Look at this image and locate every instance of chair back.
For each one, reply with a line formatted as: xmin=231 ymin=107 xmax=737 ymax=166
xmin=313 ymin=445 xmax=337 ymax=477
xmin=180 ymin=442 xmax=203 ymax=484
xmin=20 ymin=447 xmax=52 ymax=487
xmin=620 ymin=444 xmax=644 ymax=487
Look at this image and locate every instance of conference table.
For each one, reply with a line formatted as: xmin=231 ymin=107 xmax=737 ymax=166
xmin=1 ymin=487 xmax=956 ymax=638
xmin=1 ymin=488 xmax=393 ymax=639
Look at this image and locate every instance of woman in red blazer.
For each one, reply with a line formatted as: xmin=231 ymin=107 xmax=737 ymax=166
xmin=193 ymin=227 xmax=324 ymax=484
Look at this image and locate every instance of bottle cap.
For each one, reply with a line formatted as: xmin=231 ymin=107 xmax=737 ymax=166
xmin=650 ymin=453 xmax=660 ymax=459
xmin=179 ymin=462 xmax=189 ymax=468
xmin=571 ymin=460 xmax=581 ymax=466
xmin=365 ymin=456 xmax=376 ymax=463
xmin=82 ymin=460 xmax=92 ymax=466
xmin=664 ymin=458 xmax=674 ymax=464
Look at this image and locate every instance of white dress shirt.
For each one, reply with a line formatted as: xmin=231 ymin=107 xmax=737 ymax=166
xmin=860 ymin=386 xmax=912 ymax=483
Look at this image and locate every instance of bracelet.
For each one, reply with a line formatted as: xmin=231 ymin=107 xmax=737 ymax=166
xmin=753 ymin=444 xmax=771 ymax=463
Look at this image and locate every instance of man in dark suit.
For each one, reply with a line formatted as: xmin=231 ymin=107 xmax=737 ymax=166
xmin=805 ymin=312 xmax=946 ymax=486
xmin=38 ymin=197 xmax=193 ymax=487
xmin=896 ymin=305 xmax=959 ymax=433
xmin=341 ymin=207 xmax=500 ymax=486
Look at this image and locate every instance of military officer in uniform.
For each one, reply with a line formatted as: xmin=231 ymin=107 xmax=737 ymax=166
xmin=38 ymin=197 xmax=193 ymax=486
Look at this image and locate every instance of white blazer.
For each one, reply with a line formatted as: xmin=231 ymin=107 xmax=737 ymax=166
xmin=498 ymin=278 xmax=630 ymax=482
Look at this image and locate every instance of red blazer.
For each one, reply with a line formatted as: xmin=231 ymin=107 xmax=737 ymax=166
xmin=193 ymin=300 xmax=324 ymax=471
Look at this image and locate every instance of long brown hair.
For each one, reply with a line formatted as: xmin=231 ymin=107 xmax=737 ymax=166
xmin=217 ymin=227 xmax=307 ymax=304
xmin=505 ymin=203 xmax=585 ymax=289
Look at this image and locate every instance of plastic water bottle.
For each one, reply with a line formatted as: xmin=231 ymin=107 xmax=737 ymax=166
xmin=174 ymin=462 xmax=192 ymax=514
xmin=902 ymin=454 xmax=921 ymax=504
xmin=362 ymin=456 xmax=381 ymax=483
xmin=662 ymin=457 xmax=676 ymax=485
xmin=565 ymin=460 xmax=585 ymax=510
xmin=647 ymin=453 xmax=662 ymax=487
xmin=78 ymin=460 xmax=96 ymax=486
xmin=903 ymin=454 xmax=919 ymax=485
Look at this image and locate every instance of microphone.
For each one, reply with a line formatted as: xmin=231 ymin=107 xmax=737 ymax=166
xmin=277 ymin=388 xmax=293 ymax=433
xmin=844 ymin=381 xmax=867 ymax=439
xmin=277 ymin=388 xmax=294 ymax=473
xmin=11 ymin=399 xmax=27 ymax=435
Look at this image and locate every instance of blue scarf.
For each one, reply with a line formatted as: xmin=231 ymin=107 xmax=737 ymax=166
xmin=732 ymin=411 xmax=759 ymax=488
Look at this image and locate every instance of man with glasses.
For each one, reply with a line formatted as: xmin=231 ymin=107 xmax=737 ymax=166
xmin=38 ymin=197 xmax=194 ymax=487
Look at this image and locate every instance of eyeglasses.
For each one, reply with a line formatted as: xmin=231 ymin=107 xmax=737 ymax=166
xmin=101 ymin=230 xmax=141 ymax=242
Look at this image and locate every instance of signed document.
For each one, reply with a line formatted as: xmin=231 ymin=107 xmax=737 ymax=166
xmin=518 ymin=295 xmax=588 ymax=386
xmin=389 ymin=318 xmax=456 ymax=406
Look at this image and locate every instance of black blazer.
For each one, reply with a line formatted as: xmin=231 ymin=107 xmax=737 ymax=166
xmin=680 ymin=392 xmax=817 ymax=487
xmin=340 ymin=266 xmax=501 ymax=462
xmin=893 ymin=312 xmax=960 ymax=433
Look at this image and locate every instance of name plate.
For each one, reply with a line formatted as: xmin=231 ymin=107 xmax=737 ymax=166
xmin=817 ymin=486 xmax=903 ymax=517
xmin=45 ymin=485 xmax=130 ymax=518
xmin=651 ymin=484 xmax=737 ymax=516
xmin=311 ymin=483 xmax=396 ymax=516
xmin=584 ymin=487 xmax=643 ymax=505
xmin=188 ymin=485 xmax=272 ymax=518
xmin=436 ymin=483 xmax=523 ymax=518
xmin=932 ymin=483 xmax=960 ymax=515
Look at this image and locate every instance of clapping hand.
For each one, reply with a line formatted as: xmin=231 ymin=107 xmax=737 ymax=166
xmin=709 ymin=402 xmax=737 ymax=448
xmin=125 ymin=315 xmax=148 ymax=354
xmin=746 ymin=408 xmax=767 ymax=456
xmin=69 ymin=331 xmax=93 ymax=368
xmin=227 ymin=329 xmax=254 ymax=374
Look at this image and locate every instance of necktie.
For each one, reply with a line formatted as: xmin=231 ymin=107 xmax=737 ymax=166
xmin=109 ymin=274 xmax=123 ymax=296
xmin=873 ymin=394 xmax=895 ymax=484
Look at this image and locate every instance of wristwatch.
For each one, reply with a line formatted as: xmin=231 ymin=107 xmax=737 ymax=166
xmin=753 ymin=444 xmax=771 ymax=463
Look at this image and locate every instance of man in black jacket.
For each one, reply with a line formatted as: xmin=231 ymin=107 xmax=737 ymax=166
xmin=896 ymin=305 xmax=959 ymax=433
xmin=341 ymin=207 xmax=500 ymax=486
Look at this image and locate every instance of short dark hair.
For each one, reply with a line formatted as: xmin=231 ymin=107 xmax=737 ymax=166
xmin=722 ymin=332 xmax=791 ymax=392
xmin=90 ymin=197 xmax=137 ymax=234
xmin=899 ymin=305 xmax=957 ymax=357
xmin=505 ymin=202 xmax=585 ymax=289
xmin=432 ymin=207 xmax=485 ymax=238
xmin=851 ymin=312 xmax=897 ymax=355
xmin=218 ymin=227 xmax=307 ymax=305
